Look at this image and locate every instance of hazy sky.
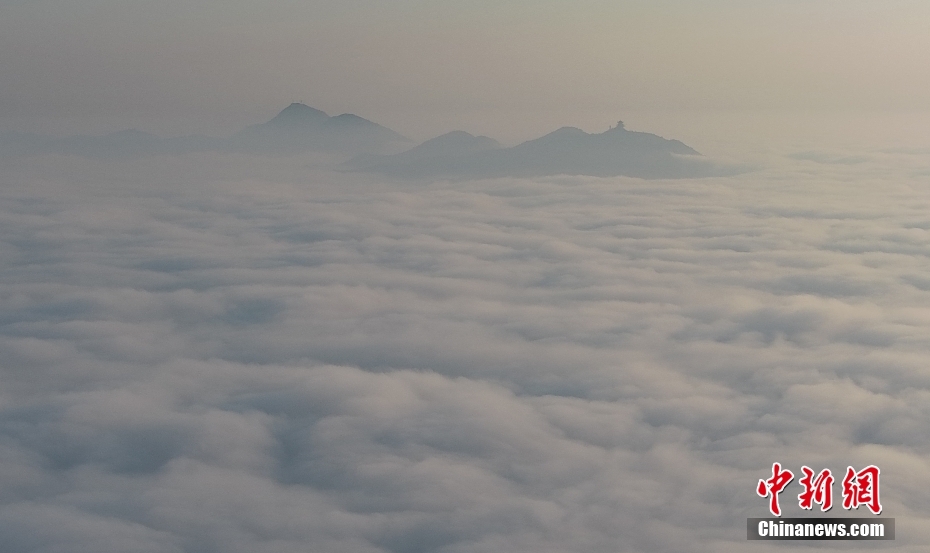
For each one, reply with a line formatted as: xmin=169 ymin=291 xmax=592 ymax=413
xmin=2 ymin=0 xmax=930 ymax=143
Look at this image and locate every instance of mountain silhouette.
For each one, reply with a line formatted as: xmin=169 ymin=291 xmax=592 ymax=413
xmin=348 ymin=122 xmax=730 ymax=179
xmin=396 ymin=131 xmax=502 ymax=160
xmin=0 ymin=103 xmax=411 ymax=158
xmin=263 ymin=103 xmax=330 ymax=126
xmin=232 ymin=103 xmax=411 ymax=154
xmin=0 ymin=108 xmax=739 ymax=178
xmin=348 ymin=130 xmax=502 ymax=175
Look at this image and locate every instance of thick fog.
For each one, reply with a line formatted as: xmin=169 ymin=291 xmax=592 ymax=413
xmin=1 ymin=142 xmax=929 ymax=552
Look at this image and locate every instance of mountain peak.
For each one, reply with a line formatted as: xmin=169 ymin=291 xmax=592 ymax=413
xmin=268 ymin=103 xmax=330 ymax=126
xmin=550 ymin=126 xmax=587 ymax=136
xmin=282 ymin=102 xmax=326 ymax=114
xmin=348 ymin=120 xmax=722 ymax=179
xmin=233 ymin=103 xmax=410 ymax=155
xmin=391 ymin=130 xmax=500 ymax=161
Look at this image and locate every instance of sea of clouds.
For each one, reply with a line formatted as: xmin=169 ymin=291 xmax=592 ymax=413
xmin=2 ymin=146 xmax=930 ymax=553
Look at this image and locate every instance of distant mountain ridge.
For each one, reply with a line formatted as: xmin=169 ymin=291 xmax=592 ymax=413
xmin=263 ymin=103 xmax=330 ymax=126
xmin=0 ymin=103 xmax=411 ymax=158
xmin=0 ymin=106 xmax=738 ymax=178
xmin=232 ymin=103 xmax=411 ymax=154
xmin=348 ymin=121 xmax=728 ymax=179
xmin=393 ymin=131 xmax=502 ymax=161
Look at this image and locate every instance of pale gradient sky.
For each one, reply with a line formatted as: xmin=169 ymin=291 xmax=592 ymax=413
xmin=2 ymin=0 xmax=930 ymax=145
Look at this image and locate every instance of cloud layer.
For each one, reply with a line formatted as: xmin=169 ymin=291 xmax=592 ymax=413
xmin=2 ymin=148 xmax=930 ymax=552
